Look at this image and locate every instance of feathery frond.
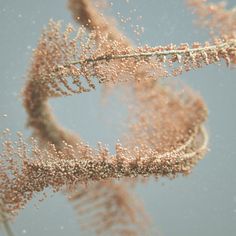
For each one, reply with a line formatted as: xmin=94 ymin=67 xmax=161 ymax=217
xmin=1 ymin=0 xmax=235 ymax=235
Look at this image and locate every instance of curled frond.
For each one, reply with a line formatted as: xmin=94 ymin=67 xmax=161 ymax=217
xmin=68 ymin=0 xmax=130 ymax=45
xmin=25 ymin=20 xmax=236 ymax=103
xmin=0 ymin=82 xmax=208 ymax=220
xmin=3 ymin=0 xmax=230 ymax=235
xmin=67 ymin=181 xmax=150 ymax=236
xmin=188 ymin=0 xmax=236 ymax=38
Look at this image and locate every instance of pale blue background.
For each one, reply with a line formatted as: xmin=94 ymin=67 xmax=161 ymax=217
xmin=0 ymin=0 xmax=236 ymax=235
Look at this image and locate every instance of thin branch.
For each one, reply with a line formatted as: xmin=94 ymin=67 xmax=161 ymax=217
xmin=66 ymin=39 xmax=236 ymax=66
xmin=0 ymin=201 xmax=14 ymax=236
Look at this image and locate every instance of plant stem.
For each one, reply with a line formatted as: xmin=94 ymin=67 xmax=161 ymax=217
xmin=67 ymin=39 xmax=236 ymax=65
xmin=0 ymin=201 xmax=15 ymax=236
xmin=1 ymin=220 xmax=14 ymax=236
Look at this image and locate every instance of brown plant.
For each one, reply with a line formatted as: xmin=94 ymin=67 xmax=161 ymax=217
xmin=0 ymin=0 xmax=235 ymax=235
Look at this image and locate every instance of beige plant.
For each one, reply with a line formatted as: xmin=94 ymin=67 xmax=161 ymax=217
xmin=0 ymin=0 xmax=236 ymax=235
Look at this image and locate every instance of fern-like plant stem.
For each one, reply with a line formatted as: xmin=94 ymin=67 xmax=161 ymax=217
xmin=1 ymin=221 xmax=14 ymax=236
xmin=0 ymin=201 xmax=14 ymax=236
xmin=66 ymin=39 xmax=236 ymax=66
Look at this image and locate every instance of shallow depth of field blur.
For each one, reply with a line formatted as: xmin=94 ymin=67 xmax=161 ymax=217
xmin=0 ymin=0 xmax=236 ymax=235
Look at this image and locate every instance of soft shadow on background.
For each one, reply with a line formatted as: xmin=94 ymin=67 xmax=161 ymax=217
xmin=0 ymin=0 xmax=236 ymax=235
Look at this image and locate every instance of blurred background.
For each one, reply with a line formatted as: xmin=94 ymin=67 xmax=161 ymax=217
xmin=0 ymin=0 xmax=236 ymax=235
